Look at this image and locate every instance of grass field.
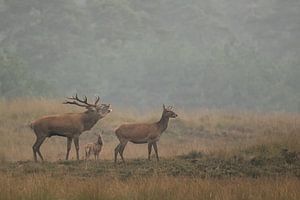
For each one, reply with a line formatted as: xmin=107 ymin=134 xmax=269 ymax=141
xmin=0 ymin=98 xmax=299 ymax=199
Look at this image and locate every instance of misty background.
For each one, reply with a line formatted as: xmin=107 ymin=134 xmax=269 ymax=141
xmin=0 ymin=0 xmax=299 ymax=112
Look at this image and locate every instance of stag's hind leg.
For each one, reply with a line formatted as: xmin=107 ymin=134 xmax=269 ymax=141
xmin=32 ymin=136 xmax=46 ymax=162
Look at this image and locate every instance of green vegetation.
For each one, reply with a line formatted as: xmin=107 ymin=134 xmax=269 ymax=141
xmin=1 ymin=145 xmax=299 ymax=179
xmin=0 ymin=0 xmax=300 ymax=111
xmin=0 ymin=53 xmax=50 ymax=97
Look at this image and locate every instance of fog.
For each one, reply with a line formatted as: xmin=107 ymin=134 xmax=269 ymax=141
xmin=0 ymin=0 xmax=299 ymax=112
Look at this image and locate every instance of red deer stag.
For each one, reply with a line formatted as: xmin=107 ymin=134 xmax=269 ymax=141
xmin=114 ymin=105 xmax=177 ymax=163
xmin=30 ymin=94 xmax=112 ymax=162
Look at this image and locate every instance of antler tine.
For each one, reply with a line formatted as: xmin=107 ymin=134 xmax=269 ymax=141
xmin=65 ymin=94 xmax=95 ymax=107
xmin=75 ymin=94 xmax=86 ymax=104
xmin=83 ymin=95 xmax=88 ymax=103
xmin=82 ymin=95 xmax=96 ymax=107
xmin=167 ymin=105 xmax=173 ymax=110
xmin=63 ymin=100 xmax=88 ymax=108
xmin=66 ymin=94 xmax=75 ymax=100
xmin=66 ymin=93 xmax=80 ymax=101
xmin=94 ymin=96 xmax=100 ymax=106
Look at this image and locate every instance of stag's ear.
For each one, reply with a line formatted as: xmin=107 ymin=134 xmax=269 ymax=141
xmin=163 ymin=104 xmax=166 ymax=110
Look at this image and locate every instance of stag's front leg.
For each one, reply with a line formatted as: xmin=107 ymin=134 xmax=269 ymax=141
xmin=148 ymin=142 xmax=153 ymax=160
xmin=73 ymin=136 xmax=80 ymax=160
xmin=66 ymin=137 xmax=72 ymax=160
xmin=153 ymin=142 xmax=159 ymax=161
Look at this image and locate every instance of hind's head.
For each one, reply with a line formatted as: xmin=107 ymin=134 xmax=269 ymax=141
xmin=162 ymin=104 xmax=178 ymax=118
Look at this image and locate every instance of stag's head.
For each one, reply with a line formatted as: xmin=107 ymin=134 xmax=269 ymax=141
xmin=162 ymin=104 xmax=178 ymax=118
xmin=63 ymin=94 xmax=112 ymax=118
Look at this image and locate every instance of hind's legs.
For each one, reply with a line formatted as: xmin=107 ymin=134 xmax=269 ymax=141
xmin=119 ymin=141 xmax=128 ymax=163
xmin=114 ymin=143 xmax=121 ymax=163
xmin=32 ymin=136 xmax=46 ymax=162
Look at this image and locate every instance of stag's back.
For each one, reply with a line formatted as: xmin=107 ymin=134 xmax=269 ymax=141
xmin=31 ymin=113 xmax=84 ymax=135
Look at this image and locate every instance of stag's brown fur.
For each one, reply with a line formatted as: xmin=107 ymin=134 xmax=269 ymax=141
xmin=114 ymin=105 xmax=177 ymax=163
xmin=30 ymin=95 xmax=111 ymax=162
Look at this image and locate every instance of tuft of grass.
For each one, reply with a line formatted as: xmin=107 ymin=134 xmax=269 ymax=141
xmin=177 ymin=150 xmax=204 ymax=160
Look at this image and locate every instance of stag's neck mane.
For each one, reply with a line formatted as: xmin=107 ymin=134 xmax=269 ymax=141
xmin=81 ymin=111 xmax=101 ymax=131
xmin=156 ymin=112 xmax=170 ymax=133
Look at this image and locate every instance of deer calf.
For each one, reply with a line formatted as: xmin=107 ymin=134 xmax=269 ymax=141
xmin=85 ymin=133 xmax=103 ymax=160
xmin=114 ymin=105 xmax=178 ymax=163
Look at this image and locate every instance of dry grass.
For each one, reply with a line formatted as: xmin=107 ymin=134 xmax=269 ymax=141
xmin=0 ymin=98 xmax=299 ymax=161
xmin=0 ymin=98 xmax=300 ymax=199
xmin=0 ymin=174 xmax=299 ymax=200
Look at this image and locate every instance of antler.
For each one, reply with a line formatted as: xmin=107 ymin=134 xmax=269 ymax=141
xmin=63 ymin=100 xmax=90 ymax=108
xmin=94 ymin=96 xmax=100 ymax=106
xmin=63 ymin=94 xmax=101 ymax=108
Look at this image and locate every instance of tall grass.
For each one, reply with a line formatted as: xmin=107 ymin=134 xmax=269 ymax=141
xmin=0 ymin=174 xmax=299 ymax=200
xmin=0 ymin=98 xmax=300 ymax=200
xmin=0 ymin=98 xmax=299 ymax=161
